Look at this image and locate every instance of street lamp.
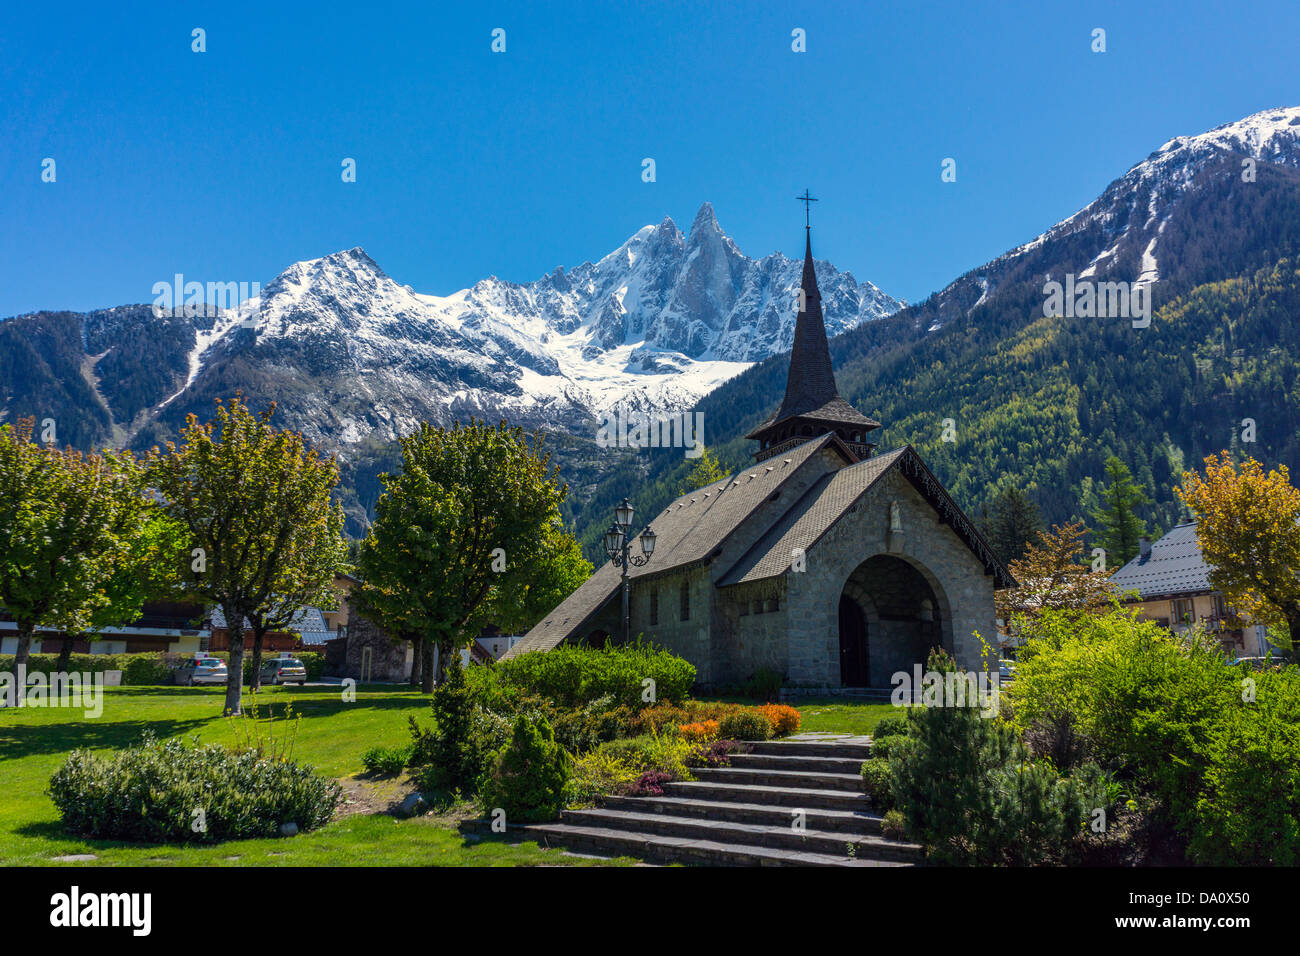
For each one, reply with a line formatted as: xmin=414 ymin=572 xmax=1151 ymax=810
xmin=604 ymin=499 xmax=654 ymax=645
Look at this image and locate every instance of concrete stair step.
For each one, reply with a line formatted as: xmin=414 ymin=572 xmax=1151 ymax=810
xmin=748 ymin=739 xmax=874 ymax=760
xmin=604 ymin=794 xmax=885 ymax=835
xmin=561 ymin=808 xmax=922 ymax=861
xmin=692 ymin=765 xmax=865 ymax=793
xmin=728 ymin=752 xmax=866 ymax=773
xmin=520 ymin=822 xmax=913 ymax=867
xmin=664 ymin=779 xmax=871 ymax=812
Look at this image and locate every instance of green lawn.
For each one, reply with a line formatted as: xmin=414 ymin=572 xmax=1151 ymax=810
xmin=696 ymin=695 xmax=896 ymax=736
xmin=793 ymin=698 xmax=898 ymax=735
xmin=0 ymin=685 xmax=635 ymax=867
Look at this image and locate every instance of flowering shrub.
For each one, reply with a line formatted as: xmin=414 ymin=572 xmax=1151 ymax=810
xmin=757 ymin=704 xmax=801 ymax=737
xmin=678 ymin=719 xmax=720 ymax=743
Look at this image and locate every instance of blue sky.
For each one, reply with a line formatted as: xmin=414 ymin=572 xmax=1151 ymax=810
xmin=2 ymin=0 xmax=1297 ymax=316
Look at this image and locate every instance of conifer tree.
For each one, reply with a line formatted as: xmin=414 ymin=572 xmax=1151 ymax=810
xmin=1091 ymin=456 xmax=1150 ymax=565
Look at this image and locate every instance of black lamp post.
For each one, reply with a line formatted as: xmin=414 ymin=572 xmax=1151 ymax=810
xmin=603 ymin=497 xmax=655 ymax=645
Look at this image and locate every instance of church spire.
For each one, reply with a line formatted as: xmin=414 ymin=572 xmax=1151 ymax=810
xmin=745 ymin=200 xmax=882 ymax=463
xmin=774 ymin=229 xmax=839 ymax=422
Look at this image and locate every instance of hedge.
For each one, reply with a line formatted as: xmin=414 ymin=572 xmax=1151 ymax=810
xmin=0 ymin=651 xmax=325 ymax=685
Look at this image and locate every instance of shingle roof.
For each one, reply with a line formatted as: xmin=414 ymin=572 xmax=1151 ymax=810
xmin=210 ymin=605 xmax=333 ymax=643
xmin=1109 ymin=522 xmax=1213 ymax=599
xmin=502 ymin=433 xmax=847 ymax=657
xmin=719 ymin=449 xmax=905 ymax=585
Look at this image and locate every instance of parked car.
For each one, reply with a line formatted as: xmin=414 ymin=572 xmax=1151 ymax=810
xmin=998 ymin=659 xmax=1018 ymax=681
xmin=260 ymin=657 xmax=308 ymax=685
xmin=175 ymin=656 xmax=228 ymax=686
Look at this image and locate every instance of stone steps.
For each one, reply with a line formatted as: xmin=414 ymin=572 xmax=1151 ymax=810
xmin=559 ymin=807 xmax=921 ymax=861
xmin=728 ymin=752 xmax=866 ymax=773
xmin=690 ymin=765 xmax=865 ymax=792
xmin=519 ymin=737 xmax=919 ymax=866
xmin=603 ymin=794 xmax=885 ymax=834
xmin=747 ymin=739 xmax=873 ymax=760
xmin=523 ymin=822 xmax=911 ymax=866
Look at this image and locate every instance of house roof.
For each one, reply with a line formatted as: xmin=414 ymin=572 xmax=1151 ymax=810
xmin=1109 ymin=522 xmax=1214 ymax=599
xmin=502 ymin=433 xmax=849 ymax=657
xmin=210 ymin=605 xmax=333 ymax=643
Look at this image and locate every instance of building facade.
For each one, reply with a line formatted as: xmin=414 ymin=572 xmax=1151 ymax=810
xmin=505 ymin=224 xmax=1012 ymax=689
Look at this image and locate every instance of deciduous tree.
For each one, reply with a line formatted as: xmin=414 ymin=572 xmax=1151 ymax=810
xmin=1177 ymin=453 xmax=1300 ymax=660
xmin=996 ymin=522 xmax=1116 ymax=623
xmin=0 ymin=420 xmax=152 ymax=678
xmin=355 ymin=420 xmax=568 ymax=691
xmin=148 ymin=397 xmax=347 ymax=714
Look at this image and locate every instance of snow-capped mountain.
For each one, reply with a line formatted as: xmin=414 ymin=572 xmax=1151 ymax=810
xmin=148 ymin=202 xmax=900 ymax=452
xmin=904 ymin=106 xmax=1300 ymax=334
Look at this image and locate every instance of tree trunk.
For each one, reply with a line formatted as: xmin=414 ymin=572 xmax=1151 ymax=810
xmin=56 ymin=634 xmax=75 ymax=674
xmin=420 ymin=641 xmax=436 ymax=694
xmin=248 ymin=627 xmax=267 ymax=692
xmin=12 ymin=624 xmax=34 ymax=706
xmin=224 ymin=613 xmax=246 ymax=716
xmin=409 ymin=636 xmax=422 ymax=687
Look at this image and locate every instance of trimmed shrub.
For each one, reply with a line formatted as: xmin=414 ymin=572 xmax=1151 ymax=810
xmin=871 ymin=711 xmax=911 ymax=741
xmin=478 ymin=714 xmax=570 ymax=823
xmin=757 ymin=703 xmax=801 ymax=737
xmin=868 ymin=734 xmax=913 ymax=762
xmin=361 ymin=744 xmax=413 ymax=776
xmin=48 ymin=734 xmax=340 ymax=843
xmin=881 ymin=809 xmax=907 ymax=841
xmin=860 ymin=758 xmax=896 ymax=810
xmin=492 ymin=640 xmax=696 ymax=709
xmin=718 ymin=710 xmax=772 ymax=741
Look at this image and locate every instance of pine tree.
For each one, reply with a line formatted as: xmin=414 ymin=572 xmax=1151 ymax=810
xmin=982 ymin=485 xmax=1045 ymax=564
xmin=1091 ymin=456 xmax=1150 ymax=566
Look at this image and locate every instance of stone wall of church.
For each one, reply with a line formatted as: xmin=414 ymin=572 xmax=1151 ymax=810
xmin=631 ymin=565 xmax=714 ymax=686
xmin=711 ymin=578 xmax=789 ymax=687
xmin=785 ymin=467 xmax=996 ymax=687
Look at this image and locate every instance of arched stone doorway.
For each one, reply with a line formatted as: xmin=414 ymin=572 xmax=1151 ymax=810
xmin=839 ymin=554 xmax=950 ymax=688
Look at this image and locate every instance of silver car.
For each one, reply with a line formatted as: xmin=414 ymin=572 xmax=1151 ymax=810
xmin=260 ymin=657 xmax=308 ymax=685
xmin=175 ymin=657 xmax=228 ymax=686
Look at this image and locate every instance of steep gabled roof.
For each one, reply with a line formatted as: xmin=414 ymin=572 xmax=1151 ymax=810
xmin=1109 ymin=522 xmax=1213 ymax=599
xmin=719 ymin=445 xmax=1014 ymax=588
xmin=502 ymin=433 xmax=849 ymax=657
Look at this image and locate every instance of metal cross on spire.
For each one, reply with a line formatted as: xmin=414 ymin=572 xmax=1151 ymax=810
xmin=796 ymin=189 xmax=818 ymax=229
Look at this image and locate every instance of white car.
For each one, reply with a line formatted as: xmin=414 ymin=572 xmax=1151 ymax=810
xmin=175 ymin=657 xmax=228 ymax=686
